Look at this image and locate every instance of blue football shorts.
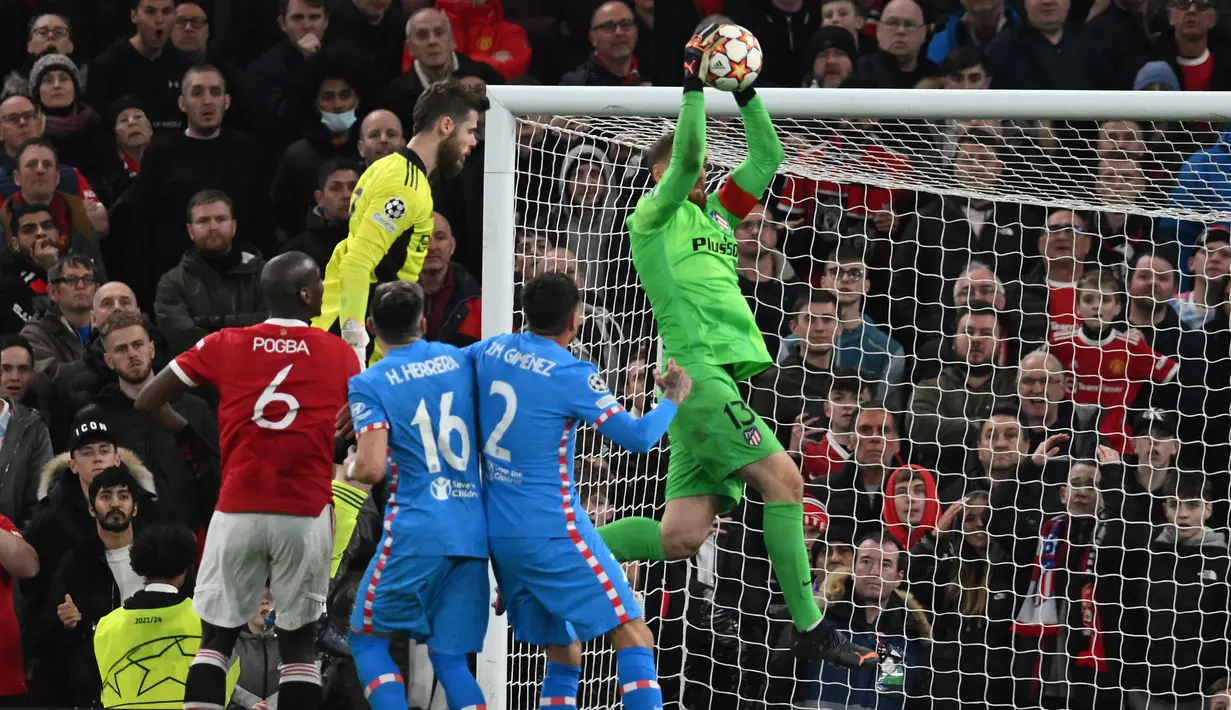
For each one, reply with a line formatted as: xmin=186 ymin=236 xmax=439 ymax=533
xmin=350 ymin=552 xmax=489 ymax=655
xmin=489 ymin=526 xmax=642 ymax=647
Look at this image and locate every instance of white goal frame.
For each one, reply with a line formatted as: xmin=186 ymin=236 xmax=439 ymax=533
xmin=476 ymin=85 xmax=1231 ymax=710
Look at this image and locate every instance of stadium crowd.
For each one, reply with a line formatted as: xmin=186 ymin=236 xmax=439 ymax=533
xmin=0 ymin=0 xmax=1230 ymax=708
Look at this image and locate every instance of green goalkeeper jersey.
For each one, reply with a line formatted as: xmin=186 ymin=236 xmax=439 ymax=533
xmin=628 ymin=90 xmax=785 ymax=382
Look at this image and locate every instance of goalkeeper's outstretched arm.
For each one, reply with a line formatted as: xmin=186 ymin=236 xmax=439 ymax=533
xmin=630 ymin=90 xmax=708 ymax=233
xmin=720 ymin=88 xmax=786 ymax=220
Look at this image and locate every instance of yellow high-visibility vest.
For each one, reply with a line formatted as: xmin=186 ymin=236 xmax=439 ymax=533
xmin=94 ymin=595 xmax=239 ymax=708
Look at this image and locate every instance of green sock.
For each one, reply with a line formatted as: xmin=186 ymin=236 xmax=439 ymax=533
xmin=597 ymin=517 xmax=666 ymax=563
xmin=762 ymin=501 xmax=824 ymax=631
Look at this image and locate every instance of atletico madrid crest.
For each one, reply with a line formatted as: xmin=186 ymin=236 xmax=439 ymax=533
xmin=710 ymin=210 xmax=729 ymax=230
xmin=743 ymin=426 xmax=762 ymax=446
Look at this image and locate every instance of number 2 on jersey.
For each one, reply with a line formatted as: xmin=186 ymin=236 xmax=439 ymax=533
xmin=412 ymin=393 xmax=471 ymax=473
xmin=483 ymin=380 xmax=517 ymax=461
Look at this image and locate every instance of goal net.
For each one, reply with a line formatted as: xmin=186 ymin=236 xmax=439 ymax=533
xmin=478 ymin=86 xmax=1231 ymax=710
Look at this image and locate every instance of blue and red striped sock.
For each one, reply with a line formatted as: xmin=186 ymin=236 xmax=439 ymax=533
xmin=616 ymin=646 xmax=662 ymax=710
xmin=539 ymin=661 xmax=581 ymax=709
xmin=349 ymin=631 xmax=407 ymax=710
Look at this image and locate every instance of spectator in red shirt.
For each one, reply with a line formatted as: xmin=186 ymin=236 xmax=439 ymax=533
xmin=792 ymin=371 xmax=868 ymax=480
xmin=1154 ymin=0 xmax=1230 ymax=91
xmin=436 ymin=0 xmax=531 ymax=80
xmin=0 ymin=512 xmax=38 ymax=706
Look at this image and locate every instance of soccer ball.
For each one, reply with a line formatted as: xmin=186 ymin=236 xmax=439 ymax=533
xmin=701 ymin=24 xmax=763 ymax=92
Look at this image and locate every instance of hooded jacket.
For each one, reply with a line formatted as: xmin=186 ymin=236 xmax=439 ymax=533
xmin=1137 ymin=527 xmax=1230 ymax=699
xmin=21 ymin=450 xmax=159 ymax=658
xmin=20 ymin=306 xmax=88 ymax=380
xmin=73 ymin=383 xmax=217 ymax=530
xmin=882 ymin=464 xmax=941 ymax=550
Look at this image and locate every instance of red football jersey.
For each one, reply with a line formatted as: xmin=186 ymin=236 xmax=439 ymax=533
xmin=1049 ymin=326 xmax=1178 ymax=453
xmin=170 ymin=319 xmax=361 ymax=516
xmin=0 ymin=515 xmax=26 ymax=697
xmin=801 ymin=430 xmax=852 ymax=480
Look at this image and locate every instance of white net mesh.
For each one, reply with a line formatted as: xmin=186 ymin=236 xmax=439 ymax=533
xmin=501 ymin=108 xmax=1231 ymax=710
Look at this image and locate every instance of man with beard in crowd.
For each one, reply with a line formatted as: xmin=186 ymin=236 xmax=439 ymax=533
xmin=313 ymin=78 xmax=485 ymax=362
xmin=72 ymin=311 xmax=215 ymax=531
xmin=42 ymin=464 xmax=145 ymax=708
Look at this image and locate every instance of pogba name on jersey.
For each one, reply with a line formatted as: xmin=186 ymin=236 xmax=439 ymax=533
xmin=252 ymin=337 xmax=311 ymax=355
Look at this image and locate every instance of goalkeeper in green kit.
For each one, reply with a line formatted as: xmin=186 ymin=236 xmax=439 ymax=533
xmin=596 ymin=26 xmax=876 ymax=666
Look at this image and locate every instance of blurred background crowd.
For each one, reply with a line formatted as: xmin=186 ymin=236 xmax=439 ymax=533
xmin=1 ymin=0 xmax=1231 ymax=708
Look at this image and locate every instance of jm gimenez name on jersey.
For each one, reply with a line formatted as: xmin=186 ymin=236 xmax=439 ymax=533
xmin=383 ymin=354 xmax=462 ymax=385
xmin=481 ymin=340 xmax=558 ymax=376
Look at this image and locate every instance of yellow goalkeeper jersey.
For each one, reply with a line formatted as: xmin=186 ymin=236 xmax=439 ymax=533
xmin=313 ymin=147 xmax=434 ymax=332
xmin=331 ymin=479 xmax=369 ymax=578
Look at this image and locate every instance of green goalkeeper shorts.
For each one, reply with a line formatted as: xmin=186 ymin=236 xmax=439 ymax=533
xmin=665 ymin=362 xmax=783 ymax=513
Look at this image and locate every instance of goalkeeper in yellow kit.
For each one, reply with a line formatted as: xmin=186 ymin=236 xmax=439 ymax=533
xmin=314 ymin=78 xmax=488 ymax=359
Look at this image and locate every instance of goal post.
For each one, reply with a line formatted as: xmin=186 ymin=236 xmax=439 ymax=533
xmin=478 ymin=85 xmax=1231 ymax=710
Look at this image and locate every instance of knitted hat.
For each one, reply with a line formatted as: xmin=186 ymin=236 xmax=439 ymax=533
xmin=807 ymin=26 xmax=859 ymax=65
xmin=29 ymin=53 xmax=82 ymax=105
xmin=803 ymin=496 xmax=830 ymax=533
xmin=106 ymin=94 xmax=148 ymax=129
xmin=1133 ymin=60 xmax=1180 ymax=91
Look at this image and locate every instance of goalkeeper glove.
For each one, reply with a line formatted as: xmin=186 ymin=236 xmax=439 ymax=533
xmin=683 ymin=24 xmax=720 ymax=92
xmin=341 ymin=317 xmax=369 ymax=369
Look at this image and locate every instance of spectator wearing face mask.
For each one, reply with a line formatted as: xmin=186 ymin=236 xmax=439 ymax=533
xmin=271 ymin=53 xmax=366 ymax=240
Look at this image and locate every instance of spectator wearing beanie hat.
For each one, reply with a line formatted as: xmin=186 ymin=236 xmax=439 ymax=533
xmin=804 ymin=26 xmax=858 ymax=87
xmin=28 ymin=53 xmax=111 ymax=191
xmin=1134 ymin=60 xmax=1181 ymax=90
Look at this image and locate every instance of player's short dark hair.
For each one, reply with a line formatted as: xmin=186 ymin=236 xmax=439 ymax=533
xmin=370 ymin=281 xmax=425 ymax=345
xmin=186 ymin=189 xmax=233 ymax=222
xmin=7 ymin=199 xmax=55 ymax=240
xmin=955 ymin=126 xmax=1009 ymax=159
xmin=412 ymin=77 xmax=489 ymax=136
xmin=99 ymin=310 xmax=148 ymax=341
xmin=317 ymin=158 xmax=362 ymax=191
xmin=0 ymin=334 xmax=34 ymax=364
xmin=803 ymin=288 xmax=839 ymax=312
xmin=279 ymin=0 xmax=326 ymax=15
xmin=1163 ymin=469 xmax=1210 ymax=502
xmin=522 ymin=272 xmax=581 ymax=336
xmin=16 ymin=137 xmax=57 ymax=166
xmin=182 ymin=64 xmax=227 ymax=96
xmin=647 ymin=131 xmax=675 ymax=171
xmin=88 ymin=464 xmax=140 ymax=507
xmin=130 ymin=524 xmax=198 ymax=581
